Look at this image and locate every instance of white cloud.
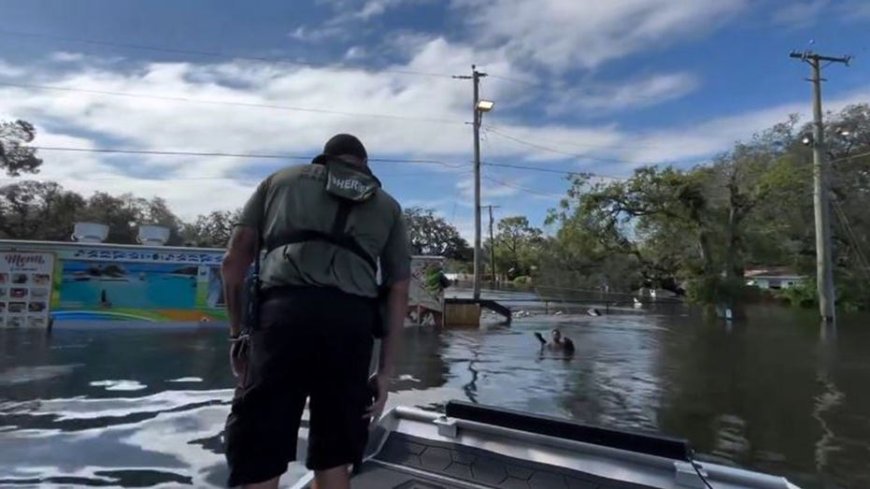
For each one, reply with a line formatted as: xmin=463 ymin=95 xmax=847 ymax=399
xmin=319 ymin=0 xmax=433 ymax=22
xmin=614 ymin=85 xmax=870 ymax=167
xmin=449 ymin=213 xmax=475 ymax=242
xmin=775 ymin=0 xmax=870 ymax=27
xmin=0 ymin=41 xmax=615 ymax=219
xmin=839 ymin=0 xmax=870 ymax=20
xmin=455 ymin=0 xmax=748 ymax=71
xmin=344 ymin=46 xmax=367 ymax=60
xmin=2 ymin=23 xmax=867 ymax=224
xmin=547 ymin=72 xmax=700 ymax=114
xmin=455 ymin=173 xmax=535 ymax=201
xmin=0 ymin=60 xmax=28 ymax=77
xmin=288 ymin=25 xmax=348 ymax=43
xmin=49 ymin=52 xmax=86 ymax=63
xmin=357 ymin=0 xmax=417 ymax=19
xmin=772 ymin=0 xmax=830 ymax=28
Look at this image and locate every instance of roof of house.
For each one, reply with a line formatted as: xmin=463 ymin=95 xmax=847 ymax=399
xmin=744 ymin=267 xmax=805 ymax=279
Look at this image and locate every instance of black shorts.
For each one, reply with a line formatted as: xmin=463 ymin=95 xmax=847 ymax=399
xmin=224 ymin=286 xmax=375 ymax=487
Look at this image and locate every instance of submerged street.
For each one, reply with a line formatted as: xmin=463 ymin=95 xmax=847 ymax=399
xmin=1 ymin=300 xmax=868 ymax=489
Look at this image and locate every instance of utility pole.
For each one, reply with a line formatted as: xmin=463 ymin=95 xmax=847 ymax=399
xmin=454 ymin=65 xmax=489 ymax=300
xmin=790 ymin=50 xmax=851 ymax=324
xmin=483 ymin=205 xmax=500 ymax=289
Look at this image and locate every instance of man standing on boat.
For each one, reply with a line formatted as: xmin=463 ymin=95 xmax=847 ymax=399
xmin=220 ymin=134 xmax=411 ymax=489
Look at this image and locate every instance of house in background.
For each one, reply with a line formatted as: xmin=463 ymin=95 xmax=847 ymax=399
xmin=745 ymin=267 xmax=806 ymax=290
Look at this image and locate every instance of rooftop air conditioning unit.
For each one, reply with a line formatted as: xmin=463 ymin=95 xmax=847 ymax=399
xmin=137 ymin=225 xmax=170 ymax=246
xmin=71 ymin=222 xmax=109 ymax=243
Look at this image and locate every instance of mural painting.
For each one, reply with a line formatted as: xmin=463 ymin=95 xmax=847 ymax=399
xmin=1 ymin=240 xmax=445 ymax=327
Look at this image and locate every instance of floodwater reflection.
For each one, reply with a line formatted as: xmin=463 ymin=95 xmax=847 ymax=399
xmin=1 ymin=304 xmax=869 ymax=488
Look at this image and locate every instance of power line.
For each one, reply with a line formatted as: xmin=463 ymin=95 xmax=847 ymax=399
xmin=485 ymin=73 xmax=540 ymax=87
xmin=483 ymin=175 xmax=562 ymax=199
xmin=486 ymin=124 xmax=667 ymax=150
xmin=486 ymin=126 xmax=597 ymax=158
xmin=482 ymin=161 xmax=624 ymax=180
xmin=0 ymin=81 xmax=461 ymax=125
xmin=830 ymin=149 xmax=870 ymax=164
xmin=483 ymin=126 xmax=646 ymax=166
xmin=833 ymin=200 xmax=870 ymax=272
xmin=28 ymin=144 xmax=645 ymax=180
xmin=28 ymin=144 xmax=630 ymax=178
xmin=28 ymin=145 xmax=466 ymax=168
xmin=489 ymin=124 xmax=870 ymax=168
xmin=27 ymin=144 xmax=868 ymax=178
xmin=0 ymin=170 xmax=451 ymax=184
xmin=482 ymin=149 xmax=867 ymax=181
xmin=0 ymin=29 xmax=456 ymax=80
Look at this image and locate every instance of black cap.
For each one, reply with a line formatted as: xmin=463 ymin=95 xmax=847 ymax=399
xmin=323 ymin=133 xmax=367 ymax=160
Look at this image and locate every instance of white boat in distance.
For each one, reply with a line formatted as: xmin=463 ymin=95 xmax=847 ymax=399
xmin=291 ymin=401 xmax=800 ymax=489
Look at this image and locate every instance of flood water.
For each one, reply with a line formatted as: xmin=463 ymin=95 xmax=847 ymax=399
xmin=1 ymin=302 xmax=869 ymax=489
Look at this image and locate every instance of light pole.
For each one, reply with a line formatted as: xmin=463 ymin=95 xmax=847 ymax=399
xmin=473 ymin=98 xmax=494 ymax=300
xmin=471 ymin=68 xmax=493 ymax=302
xmin=791 ymin=50 xmax=850 ymax=324
xmin=455 ymin=65 xmax=494 ymax=301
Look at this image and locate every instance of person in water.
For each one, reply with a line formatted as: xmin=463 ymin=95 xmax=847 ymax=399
xmin=535 ymin=328 xmax=575 ymax=354
xmin=221 ymin=134 xmax=411 ymax=489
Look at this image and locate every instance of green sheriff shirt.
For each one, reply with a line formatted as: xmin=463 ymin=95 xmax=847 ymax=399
xmin=238 ymin=159 xmax=411 ymax=298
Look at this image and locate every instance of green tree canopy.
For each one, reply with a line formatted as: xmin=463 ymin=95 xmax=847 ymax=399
xmin=403 ymin=207 xmax=471 ymax=259
xmin=0 ymin=120 xmax=43 ymax=176
xmin=181 ymin=209 xmax=242 ymax=248
xmin=545 ymin=104 xmax=870 ymax=310
xmin=491 ymin=216 xmax=543 ymax=280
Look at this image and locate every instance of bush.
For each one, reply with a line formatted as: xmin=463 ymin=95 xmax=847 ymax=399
xmin=513 ymin=276 xmax=533 ymax=286
xmin=776 ymin=280 xmax=816 ymax=308
xmin=685 ymin=274 xmax=749 ymax=306
xmin=835 ymin=275 xmax=870 ymax=311
xmin=773 ymin=276 xmax=868 ymax=311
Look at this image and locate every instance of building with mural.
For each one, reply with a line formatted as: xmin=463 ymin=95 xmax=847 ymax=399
xmin=0 ymin=223 xmax=445 ymax=328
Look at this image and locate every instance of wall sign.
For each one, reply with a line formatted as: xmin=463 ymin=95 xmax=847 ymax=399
xmin=0 ymin=252 xmax=55 ymax=328
xmin=66 ymin=247 xmax=223 ymax=265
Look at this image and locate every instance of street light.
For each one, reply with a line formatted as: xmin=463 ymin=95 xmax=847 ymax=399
xmin=476 ymin=100 xmax=495 ymax=113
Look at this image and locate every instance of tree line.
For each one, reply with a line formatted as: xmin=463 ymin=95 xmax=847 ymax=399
xmin=393 ymin=105 xmax=870 ymax=312
xmin=0 ymin=178 xmax=243 ymax=248
xmin=2 ymin=105 xmax=869 ymax=310
xmin=498 ymin=105 xmax=869 ymax=312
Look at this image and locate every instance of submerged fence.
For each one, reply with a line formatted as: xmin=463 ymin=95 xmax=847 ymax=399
xmin=446 ymin=281 xmax=685 ymax=316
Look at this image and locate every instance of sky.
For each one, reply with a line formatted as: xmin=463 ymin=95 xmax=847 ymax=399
xmin=0 ymin=0 xmax=868 ymax=239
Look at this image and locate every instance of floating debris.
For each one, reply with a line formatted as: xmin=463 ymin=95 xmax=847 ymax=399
xmin=89 ymin=380 xmax=147 ymax=391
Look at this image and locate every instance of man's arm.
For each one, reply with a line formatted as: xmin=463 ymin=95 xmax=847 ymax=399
xmin=376 ymin=207 xmax=412 ymax=379
xmin=222 ymin=226 xmax=257 ymax=337
xmin=377 ymin=278 xmax=410 ymax=379
xmin=223 ymin=176 xmax=269 ymax=336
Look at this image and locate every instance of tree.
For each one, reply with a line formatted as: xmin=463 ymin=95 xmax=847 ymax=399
xmin=76 ymin=193 xmax=186 ymax=245
xmin=126 ymin=195 xmax=186 ymax=246
xmin=493 ymin=216 xmax=543 ymax=280
xmin=546 ymin=104 xmax=870 ymax=311
xmin=0 ymin=120 xmax=43 ymax=176
xmin=560 ymin=167 xmax=714 ymax=285
xmin=0 ymin=181 xmax=86 ymax=240
xmin=403 ymin=207 xmax=471 ymax=259
xmin=182 ymin=209 xmax=242 ymax=248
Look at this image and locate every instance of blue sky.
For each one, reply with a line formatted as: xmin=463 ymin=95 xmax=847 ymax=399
xmin=0 ymin=0 xmax=868 ymax=239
